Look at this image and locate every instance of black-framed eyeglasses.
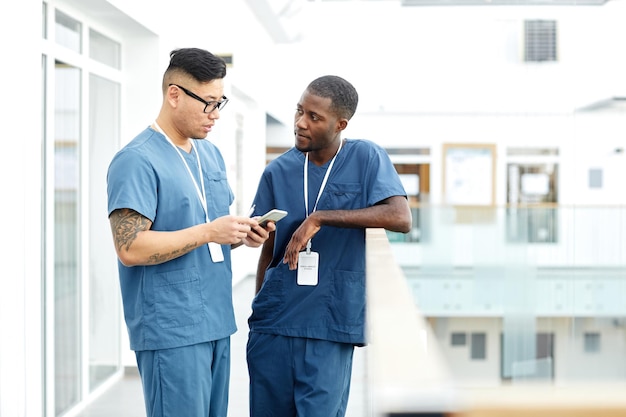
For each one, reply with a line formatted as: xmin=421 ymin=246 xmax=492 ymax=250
xmin=169 ymin=83 xmax=229 ymax=114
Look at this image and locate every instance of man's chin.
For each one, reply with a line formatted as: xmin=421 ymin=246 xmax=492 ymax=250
xmin=295 ymin=138 xmax=311 ymax=152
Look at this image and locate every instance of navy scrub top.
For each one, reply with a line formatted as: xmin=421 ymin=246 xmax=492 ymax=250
xmin=249 ymin=139 xmax=407 ymax=346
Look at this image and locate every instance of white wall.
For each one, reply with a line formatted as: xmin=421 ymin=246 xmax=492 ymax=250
xmin=432 ymin=317 xmax=626 ymax=385
xmin=0 ymin=3 xmax=44 ymax=417
xmin=344 ymin=112 xmax=625 ymax=206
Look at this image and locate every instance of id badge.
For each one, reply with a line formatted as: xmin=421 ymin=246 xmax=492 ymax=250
xmin=297 ymin=251 xmax=319 ymax=286
xmin=208 ymin=242 xmax=224 ymax=263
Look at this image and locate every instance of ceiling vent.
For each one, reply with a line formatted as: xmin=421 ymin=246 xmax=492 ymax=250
xmin=524 ymin=19 xmax=557 ymax=62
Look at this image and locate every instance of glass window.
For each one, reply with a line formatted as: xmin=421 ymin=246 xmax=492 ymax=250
xmin=451 ymin=332 xmax=467 ymax=346
xmin=471 ymin=333 xmax=487 ymax=360
xmin=584 ymin=332 xmax=601 ymax=353
xmin=41 ymin=53 xmax=47 ymax=417
xmin=42 ymin=2 xmax=47 ymax=39
xmin=506 ymin=163 xmax=559 ymax=243
xmin=89 ymin=29 xmax=121 ymax=70
xmin=507 ymin=147 xmax=559 ymax=156
xmin=54 ymin=60 xmax=82 ymax=415
xmin=44 ymin=5 xmax=123 ymax=416
xmin=55 ymin=10 xmax=81 ymax=52
xmin=589 ymin=168 xmax=603 ymax=189
xmin=88 ymin=73 xmax=121 ymax=391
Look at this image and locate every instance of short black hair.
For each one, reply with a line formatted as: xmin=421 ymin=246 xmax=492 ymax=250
xmin=163 ymin=48 xmax=227 ymax=89
xmin=306 ymin=75 xmax=359 ymax=120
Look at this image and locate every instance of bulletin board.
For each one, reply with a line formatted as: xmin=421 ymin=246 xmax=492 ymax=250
xmin=442 ymin=143 xmax=496 ymax=207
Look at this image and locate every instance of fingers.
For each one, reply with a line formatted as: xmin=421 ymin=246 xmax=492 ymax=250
xmin=243 ymin=227 xmax=265 ymax=248
xmin=263 ymin=220 xmax=277 ymax=233
xmin=236 ymin=217 xmax=277 ymax=248
xmin=281 ymin=219 xmax=317 ymax=270
xmin=282 ymin=238 xmax=305 ymax=270
xmin=231 ymin=216 xmax=254 ymax=241
xmin=209 ymin=215 xmax=258 ymax=245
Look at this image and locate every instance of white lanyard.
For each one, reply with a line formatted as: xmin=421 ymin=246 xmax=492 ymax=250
xmin=303 ymin=139 xmax=343 ymax=252
xmin=154 ymin=122 xmax=224 ymax=262
xmin=155 ymin=123 xmax=209 ymax=222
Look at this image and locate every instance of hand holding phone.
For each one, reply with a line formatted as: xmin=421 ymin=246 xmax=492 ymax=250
xmin=257 ymin=209 xmax=287 ymax=226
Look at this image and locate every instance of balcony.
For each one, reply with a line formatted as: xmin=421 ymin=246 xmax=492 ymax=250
xmin=78 ymin=205 xmax=626 ymax=416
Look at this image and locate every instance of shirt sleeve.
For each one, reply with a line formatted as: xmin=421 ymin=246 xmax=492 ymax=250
xmin=107 ymin=149 xmax=158 ymax=221
xmin=364 ymin=142 xmax=407 ymax=207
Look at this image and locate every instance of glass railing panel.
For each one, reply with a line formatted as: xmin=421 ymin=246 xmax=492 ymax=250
xmin=388 ymin=205 xmax=626 ymax=386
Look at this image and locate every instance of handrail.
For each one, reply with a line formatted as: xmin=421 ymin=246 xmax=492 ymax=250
xmin=366 ymin=228 xmax=459 ymax=416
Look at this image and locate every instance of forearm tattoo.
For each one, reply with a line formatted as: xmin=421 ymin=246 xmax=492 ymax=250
xmin=110 ymin=209 xmax=200 ymax=264
xmin=146 ymin=242 xmax=198 ymax=265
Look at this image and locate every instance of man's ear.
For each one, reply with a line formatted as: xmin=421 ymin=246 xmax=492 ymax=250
xmin=337 ymin=118 xmax=348 ymax=132
xmin=167 ymin=84 xmax=180 ymax=108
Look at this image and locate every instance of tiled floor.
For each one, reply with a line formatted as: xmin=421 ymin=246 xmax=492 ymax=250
xmin=75 ymin=369 xmax=144 ymax=417
xmin=77 ymin=275 xmax=370 ymax=417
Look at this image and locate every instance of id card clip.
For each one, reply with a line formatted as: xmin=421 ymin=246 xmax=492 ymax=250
xmin=297 ymin=240 xmax=318 ymax=286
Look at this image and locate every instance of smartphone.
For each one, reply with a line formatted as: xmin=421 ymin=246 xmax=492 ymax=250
xmin=257 ymin=209 xmax=288 ymax=226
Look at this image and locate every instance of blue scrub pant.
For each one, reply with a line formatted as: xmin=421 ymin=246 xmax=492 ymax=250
xmin=135 ymin=338 xmax=231 ymax=417
xmin=247 ymin=332 xmax=354 ymax=417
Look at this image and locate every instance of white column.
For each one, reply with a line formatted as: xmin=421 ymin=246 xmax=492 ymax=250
xmin=0 ymin=2 xmax=44 ymax=417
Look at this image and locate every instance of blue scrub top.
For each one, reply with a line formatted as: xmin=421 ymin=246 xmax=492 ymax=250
xmin=249 ymin=139 xmax=407 ymax=346
xmin=107 ymin=127 xmax=236 ymax=351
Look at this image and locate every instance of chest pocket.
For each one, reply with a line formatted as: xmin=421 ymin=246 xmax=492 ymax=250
xmin=204 ymin=170 xmax=232 ymax=218
xmin=320 ymin=183 xmax=363 ymax=210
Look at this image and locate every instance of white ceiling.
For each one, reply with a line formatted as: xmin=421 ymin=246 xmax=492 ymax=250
xmin=247 ymin=0 xmax=612 ymax=44
xmin=229 ymin=0 xmax=626 ymax=122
